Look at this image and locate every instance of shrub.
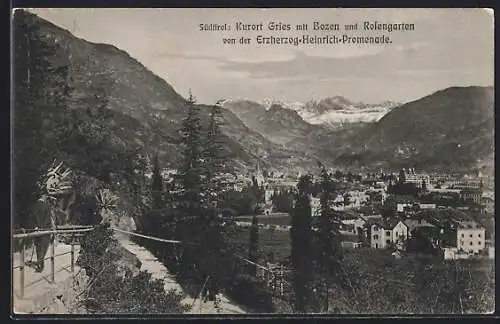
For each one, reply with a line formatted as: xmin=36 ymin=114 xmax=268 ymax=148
xmin=77 ymin=223 xmax=190 ymax=314
xmin=226 ymin=274 xmax=275 ymax=313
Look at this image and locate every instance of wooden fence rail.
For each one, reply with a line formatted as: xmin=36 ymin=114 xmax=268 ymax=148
xmin=12 ymin=226 xmax=94 ymax=299
xmin=13 ymin=225 xmax=292 ymax=302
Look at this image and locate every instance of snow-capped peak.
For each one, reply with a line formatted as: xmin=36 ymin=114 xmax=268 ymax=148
xmin=257 ymin=98 xmax=305 ymax=111
xmin=221 ymin=96 xmax=401 ymax=129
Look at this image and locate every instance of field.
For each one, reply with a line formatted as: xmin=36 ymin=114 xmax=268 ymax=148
xmin=227 ymin=226 xmax=291 ymax=264
xmin=233 ymin=214 xmax=292 ymax=226
xmin=232 ymin=211 xmax=361 ymax=228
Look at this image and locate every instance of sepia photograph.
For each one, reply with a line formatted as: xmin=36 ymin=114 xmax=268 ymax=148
xmin=11 ymin=8 xmax=494 ymax=316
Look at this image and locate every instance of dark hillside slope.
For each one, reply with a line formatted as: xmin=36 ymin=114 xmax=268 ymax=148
xmin=322 ymin=86 xmax=494 ymax=172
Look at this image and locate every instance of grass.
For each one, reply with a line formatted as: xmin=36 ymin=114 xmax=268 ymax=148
xmin=226 ymin=223 xmax=361 ymax=264
xmin=227 ymin=227 xmax=291 ymax=264
xmin=233 ymin=214 xmax=292 ymax=227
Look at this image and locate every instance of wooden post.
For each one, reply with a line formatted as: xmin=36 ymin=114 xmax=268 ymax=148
xmin=266 ymin=264 xmax=270 ymax=288
xmin=50 ymin=234 xmax=55 ymax=283
xmin=20 ymin=241 xmax=25 ymax=299
xmin=70 ymin=234 xmax=75 ymax=273
xmin=280 ymin=266 xmax=284 ymax=296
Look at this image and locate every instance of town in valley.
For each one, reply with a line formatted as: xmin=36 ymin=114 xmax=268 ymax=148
xmin=12 ymin=8 xmax=494 ymax=316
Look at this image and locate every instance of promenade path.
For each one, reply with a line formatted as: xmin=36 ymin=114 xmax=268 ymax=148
xmin=117 ymin=233 xmax=247 ymax=315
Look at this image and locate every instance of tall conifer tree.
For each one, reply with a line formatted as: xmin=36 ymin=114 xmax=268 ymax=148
xmin=202 ymin=101 xmax=226 ymax=210
xmin=151 ymin=153 xmax=163 ymax=214
xmin=177 ymin=91 xmax=203 ymax=218
xmin=175 ymin=91 xmax=205 ymax=281
xmin=200 ymin=101 xmax=227 ymax=300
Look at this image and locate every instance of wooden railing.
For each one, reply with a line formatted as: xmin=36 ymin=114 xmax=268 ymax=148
xmin=12 ymin=225 xmax=94 ymax=299
xmin=13 ymin=224 xmax=292 ymax=305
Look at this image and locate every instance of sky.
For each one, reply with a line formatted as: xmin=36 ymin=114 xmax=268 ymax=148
xmin=25 ymin=8 xmax=493 ymax=105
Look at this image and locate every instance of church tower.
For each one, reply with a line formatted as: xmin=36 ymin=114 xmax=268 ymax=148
xmin=255 ymin=160 xmax=265 ymax=187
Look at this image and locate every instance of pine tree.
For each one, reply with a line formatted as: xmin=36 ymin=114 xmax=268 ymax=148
xmin=202 ymin=102 xmax=226 ymax=211
xmin=248 ymin=215 xmax=259 ymax=276
xmin=175 ymin=91 xmax=208 ymax=284
xmin=199 ymin=101 xmax=228 ymax=300
xmin=145 ymin=153 xmax=165 ymax=255
xmin=291 ymin=175 xmax=313 ymax=313
xmin=151 ymin=153 xmax=164 ymax=213
xmin=177 ymin=91 xmax=203 ymax=218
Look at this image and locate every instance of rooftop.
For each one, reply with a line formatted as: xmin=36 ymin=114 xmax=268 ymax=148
xmin=428 ymin=188 xmax=461 ymax=194
xmin=370 ymin=217 xmax=402 ymax=230
xmin=457 ymin=220 xmax=484 ymax=229
xmin=404 ymin=219 xmax=435 ymax=228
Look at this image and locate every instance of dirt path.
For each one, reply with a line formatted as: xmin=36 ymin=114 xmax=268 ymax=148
xmin=116 ymin=233 xmax=247 ymax=314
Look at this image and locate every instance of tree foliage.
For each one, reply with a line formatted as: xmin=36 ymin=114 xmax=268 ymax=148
xmin=271 ymin=189 xmax=294 ymax=214
xmin=78 ymin=223 xmax=189 ymax=314
xmin=290 ymin=175 xmax=313 ymax=312
xmin=13 ymin=10 xmax=73 ymax=228
xmin=316 ymin=167 xmax=343 ymax=271
xmin=248 ymin=215 xmax=260 ymax=276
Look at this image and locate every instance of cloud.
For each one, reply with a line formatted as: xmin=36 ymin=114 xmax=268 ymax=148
xmin=395 ymin=69 xmax=480 ymax=77
xmin=151 ymin=51 xmax=228 ymax=64
xmin=26 ymin=8 xmax=494 ymax=104
xmin=394 ymin=41 xmax=429 ymax=52
xmin=216 ymin=49 xmax=404 ymax=80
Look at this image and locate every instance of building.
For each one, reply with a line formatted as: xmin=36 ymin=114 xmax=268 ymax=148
xmin=442 ymin=247 xmax=470 ymax=260
xmin=370 ymin=219 xmax=408 ymax=249
xmin=341 ymin=241 xmax=362 ymax=249
xmin=397 ymin=203 xmax=414 ymax=213
xmin=426 ymin=188 xmax=462 ymax=206
xmin=311 ymin=197 xmax=321 ymax=217
xmin=456 ymin=220 xmax=486 ymax=254
xmin=341 ymin=216 xmax=369 ymax=236
xmin=366 ymin=189 xmax=387 ymax=205
xmin=264 ymin=189 xmax=274 ymax=204
xmin=459 ymin=189 xmax=482 ymax=204
xmin=404 ymin=218 xmax=435 ymax=234
xmin=451 ymin=177 xmax=483 ymax=190
xmin=488 ymin=246 xmax=495 ymax=260
xmin=358 ymin=215 xmax=382 ymax=244
xmin=399 ymin=168 xmax=430 ymax=188
xmin=374 ymin=181 xmax=387 ymax=190
xmin=345 ymin=190 xmax=370 ymax=207
xmin=428 ymin=188 xmax=461 ymax=195
xmin=418 ymin=203 xmax=436 ymax=210
xmin=254 ymin=161 xmax=265 ymax=187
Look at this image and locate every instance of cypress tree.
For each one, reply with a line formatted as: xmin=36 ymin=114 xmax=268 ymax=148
xmin=291 ymin=175 xmax=313 ymax=313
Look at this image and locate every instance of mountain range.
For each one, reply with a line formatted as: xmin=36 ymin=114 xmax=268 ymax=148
xmin=298 ymin=97 xmax=400 ymax=127
xmin=227 ymin=97 xmax=400 ymax=130
xmin=14 ymin=10 xmax=495 ymax=177
xmin=321 ymin=86 xmax=494 ymax=174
